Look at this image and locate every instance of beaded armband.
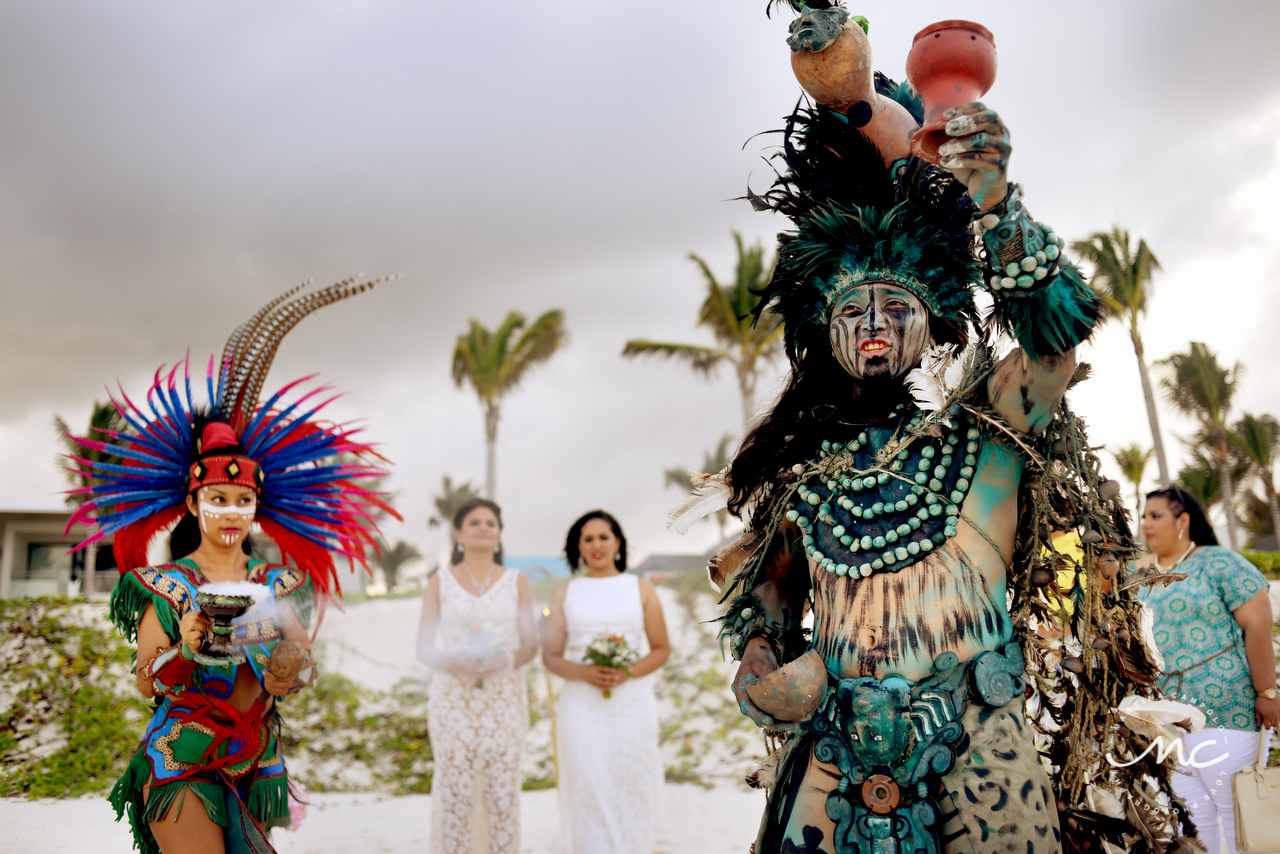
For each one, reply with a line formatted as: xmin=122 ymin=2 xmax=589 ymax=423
xmin=721 ymin=594 xmax=792 ymax=662
xmin=143 ymin=643 xmax=198 ymax=696
xmin=977 ymin=184 xmax=1065 ymax=293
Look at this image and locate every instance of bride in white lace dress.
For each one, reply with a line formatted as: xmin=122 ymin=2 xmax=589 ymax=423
xmin=543 ymin=510 xmax=670 ymax=854
xmin=417 ymin=499 xmax=538 ymax=854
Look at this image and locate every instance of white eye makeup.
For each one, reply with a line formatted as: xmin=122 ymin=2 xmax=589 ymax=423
xmin=199 ymin=501 xmax=256 ymax=518
xmin=197 ymin=498 xmax=256 ymax=544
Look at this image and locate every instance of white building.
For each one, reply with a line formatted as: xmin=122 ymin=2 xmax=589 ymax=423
xmin=0 ymin=498 xmax=114 ymax=598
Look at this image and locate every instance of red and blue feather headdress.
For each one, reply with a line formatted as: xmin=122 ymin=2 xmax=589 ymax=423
xmin=65 ymin=276 xmax=399 ymax=595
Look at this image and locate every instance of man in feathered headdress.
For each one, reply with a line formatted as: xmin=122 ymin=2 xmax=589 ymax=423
xmin=702 ymin=10 xmax=1193 ymax=854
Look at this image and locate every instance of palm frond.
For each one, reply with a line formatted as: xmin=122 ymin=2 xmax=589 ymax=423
xmin=498 ymin=309 xmax=567 ymax=394
xmin=1231 ymin=413 xmax=1280 ymax=472
xmin=1070 ymin=227 xmax=1161 ymax=328
xmin=1109 ymin=444 xmax=1153 ymax=486
xmin=1157 ymin=342 xmax=1240 ymax=430
xmin=621 ymin=341 xmax=727 ymax=376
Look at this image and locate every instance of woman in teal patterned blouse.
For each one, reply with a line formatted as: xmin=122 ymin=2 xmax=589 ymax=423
xmin=1139 ymin=485 xmax=1276 ymax=854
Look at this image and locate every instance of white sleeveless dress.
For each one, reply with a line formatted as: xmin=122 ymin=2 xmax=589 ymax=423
xmin=427 ymin=567 xmax=528 ymax=854
xmin=557 ymin=573 xmax=663 ymax=854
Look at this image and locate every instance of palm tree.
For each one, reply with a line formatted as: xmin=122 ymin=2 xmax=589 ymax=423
xmin=427 ymin=475 xmax=483 ymax=532
xmin=54 ymin=402 xmax=130 ymax=507
xmin=1232 ymin=413 xmax=1280 ymax=545
xmin=623 ymin=232 xmax=783 ymax=428
xmin=1159 ymin=343 xmax=1243 ymax=548
xmin=371 ymin=537 xmax=423 ymax=591
xmin=1109 ymin=444 xmax=1153 ymax=523
xmin=665 ymin=434 xmax=735 ymax=544
xmin=1071 ymin=227 xmax=1170 ymax=485
xmin=54 ymin=402 xmax=130 ymax=595
xmin=1176 ymin=458 xmax=1221 ymax=517
xmin=453 ymin=309 xmax=567 ymax=499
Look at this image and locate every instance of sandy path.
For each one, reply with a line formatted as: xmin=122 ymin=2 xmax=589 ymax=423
xmin=0 ymin=784 xmax=763 ymax=853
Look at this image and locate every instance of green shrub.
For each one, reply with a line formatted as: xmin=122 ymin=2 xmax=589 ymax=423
xmin=0 ymin=597 xmax=149 ymax=798
xmin=1243 ymin=550 xmax=1280 ymax=578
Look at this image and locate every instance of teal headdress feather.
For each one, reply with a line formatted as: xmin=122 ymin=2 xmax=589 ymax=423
xmin=770 ymin=201 xmax=981 ymax=355
xmin=747 ymin=96 xmax=980 ymax=360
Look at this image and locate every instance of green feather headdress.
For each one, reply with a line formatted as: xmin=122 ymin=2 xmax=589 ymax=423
xmin=768 ymin=201 xmax=981 ymax=355
xmin=747 ymin=91 xmax=981 ymax=360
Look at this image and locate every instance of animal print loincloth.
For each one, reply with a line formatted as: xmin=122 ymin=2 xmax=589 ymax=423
xmin=938 ymin=698 xmax=1061 ymax=854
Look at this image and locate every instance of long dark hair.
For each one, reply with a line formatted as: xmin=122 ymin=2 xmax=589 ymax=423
xmin=168 ymin=511 xmax=255 ymax=561
xmin=452 ymin=497 xmax=504 ymax=565
xmin=565 ymin=510 xmax=627 ymax=572
xmin=726 ymin=313 xmax=964 ymax=520
xmin=1145 ymin=485 xmax=1220 ymax=547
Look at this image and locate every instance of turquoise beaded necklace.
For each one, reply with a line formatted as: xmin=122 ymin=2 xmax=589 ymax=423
xmin=785 ymin=405 xmax=983 ymax=579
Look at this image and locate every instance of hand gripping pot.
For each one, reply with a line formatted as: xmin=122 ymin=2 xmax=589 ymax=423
xmin=745 ymin=649 xmax=828 ymax=722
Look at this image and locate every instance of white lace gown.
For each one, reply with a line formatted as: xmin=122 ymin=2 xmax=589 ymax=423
xmin=427 ymin=567 xmax=528 ymax=854
xmin=556 ymin=573 xmax=663 ymax=854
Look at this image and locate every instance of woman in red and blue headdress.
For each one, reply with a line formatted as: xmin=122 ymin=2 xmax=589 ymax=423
xmin=65 ymin=277 xmax=398 ymax=854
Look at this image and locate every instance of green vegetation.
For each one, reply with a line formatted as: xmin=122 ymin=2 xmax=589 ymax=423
xmin=1243 ymin=550 xmax=1280 ymax=579
xmin=0 ymin=597 xmax=149 ymax=798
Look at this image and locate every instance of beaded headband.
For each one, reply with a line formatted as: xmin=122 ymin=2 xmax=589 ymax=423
xmin=824 ymin=267 xmax=934 ymax=316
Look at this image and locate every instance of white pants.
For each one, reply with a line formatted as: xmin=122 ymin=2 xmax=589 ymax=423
xmin=1172 ymin=728 xmax=1272 ymax=854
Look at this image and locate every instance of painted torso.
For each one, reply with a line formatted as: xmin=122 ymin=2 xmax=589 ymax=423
xmin=808 ymin=423 xmax=1023 ymax=683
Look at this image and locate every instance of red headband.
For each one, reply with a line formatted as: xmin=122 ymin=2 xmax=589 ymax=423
xmin=188 ymin=422 xmax=263 ymax=494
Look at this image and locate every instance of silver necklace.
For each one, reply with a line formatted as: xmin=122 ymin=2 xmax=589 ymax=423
xmin=461 ymin=561 xmax=498 ymax=594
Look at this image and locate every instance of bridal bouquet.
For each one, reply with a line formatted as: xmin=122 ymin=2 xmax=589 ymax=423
xmin=583 ymin=633 xmax=639 ymax=698
xmin=462 ymin=619 xmax=509 ymax=689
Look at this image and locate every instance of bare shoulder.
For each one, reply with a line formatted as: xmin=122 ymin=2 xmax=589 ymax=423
xmin=637 ymin=576 xmax=662 ymax=605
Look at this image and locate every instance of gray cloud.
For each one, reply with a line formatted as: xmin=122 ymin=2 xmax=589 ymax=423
xmin=2 ymin=0 xmax=1278 ymax=558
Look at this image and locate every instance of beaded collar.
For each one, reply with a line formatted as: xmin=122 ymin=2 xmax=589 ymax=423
xmin=787 ymin=406 xmax=983 ymax=579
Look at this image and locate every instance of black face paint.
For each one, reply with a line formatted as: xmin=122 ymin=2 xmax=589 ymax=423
xmin=828 ymin=283 xmax=931 ymax=380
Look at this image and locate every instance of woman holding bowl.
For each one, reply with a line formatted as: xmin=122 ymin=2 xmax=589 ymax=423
xmin=417 ymin=498 xmax=538 ymax=854
xmin=542 ymin=510 xmax=670 ymax=854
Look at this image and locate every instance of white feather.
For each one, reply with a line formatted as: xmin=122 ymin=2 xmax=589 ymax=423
xmin=745 ymin=746 xmax=783 ymax=791
xmin=666 ymin=469 xmax=731 ymax=535
xmin=905 ymin=344 xmax=958 ymax=412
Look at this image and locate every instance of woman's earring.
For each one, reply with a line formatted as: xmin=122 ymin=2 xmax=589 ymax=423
xmin=614 ymin=551 xmax=622 ymax=562
xmin=494 ymin=543 xmax=501 ymax=554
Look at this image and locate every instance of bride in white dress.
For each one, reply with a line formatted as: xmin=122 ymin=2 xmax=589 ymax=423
xmin=417 ymin=498 xmax=538 ymax=854
xmin=543 ymin=510 xmax=670 ymax=854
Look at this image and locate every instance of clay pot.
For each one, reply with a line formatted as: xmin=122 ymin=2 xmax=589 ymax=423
xmin=904 ymin=20 xmax=997 ymax=164
xmin=790 ymin=23 xmax=917 ymax=167
xmin=744 ymin=648 xmax=828 ymax=722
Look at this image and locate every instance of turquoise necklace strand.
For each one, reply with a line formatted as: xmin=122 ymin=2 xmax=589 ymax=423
xmin=785 ymin=404 xmax=982 ymax=578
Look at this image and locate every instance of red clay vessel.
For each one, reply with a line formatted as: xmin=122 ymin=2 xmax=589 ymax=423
xmin=904 ymin=20 xmax=997 ymax=164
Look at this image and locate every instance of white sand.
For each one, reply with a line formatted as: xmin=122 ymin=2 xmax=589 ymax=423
xmin=0 ymin=785 xmax=765 ymax=853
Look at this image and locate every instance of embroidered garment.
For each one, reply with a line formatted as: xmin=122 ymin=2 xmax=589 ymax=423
xmin=108 ymin=559 xmax=313 ymax=854
xmin=1139 ymin=545 xmax=1269 ymax=731
xmin=556 ymin=573 xmax=663 ymax=854
xmin=427 ymin=567 xmax=527 ymax=854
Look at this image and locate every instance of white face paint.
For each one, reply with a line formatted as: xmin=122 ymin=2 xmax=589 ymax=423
xmin=193 ymin=487 xmax=257 ymax=548
xmin=828 ymin=283 xmax=932 ymax=380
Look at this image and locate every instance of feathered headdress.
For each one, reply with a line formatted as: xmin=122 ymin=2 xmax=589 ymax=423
xmin=748 ymin=90 xmax=981 ymax=359
xmin=64 ymin=276 xmax=399 ymax=594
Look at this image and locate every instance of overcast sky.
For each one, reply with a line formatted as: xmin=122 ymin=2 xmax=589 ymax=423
xmin=1 ymin=0 xmax=1278 ymax=568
